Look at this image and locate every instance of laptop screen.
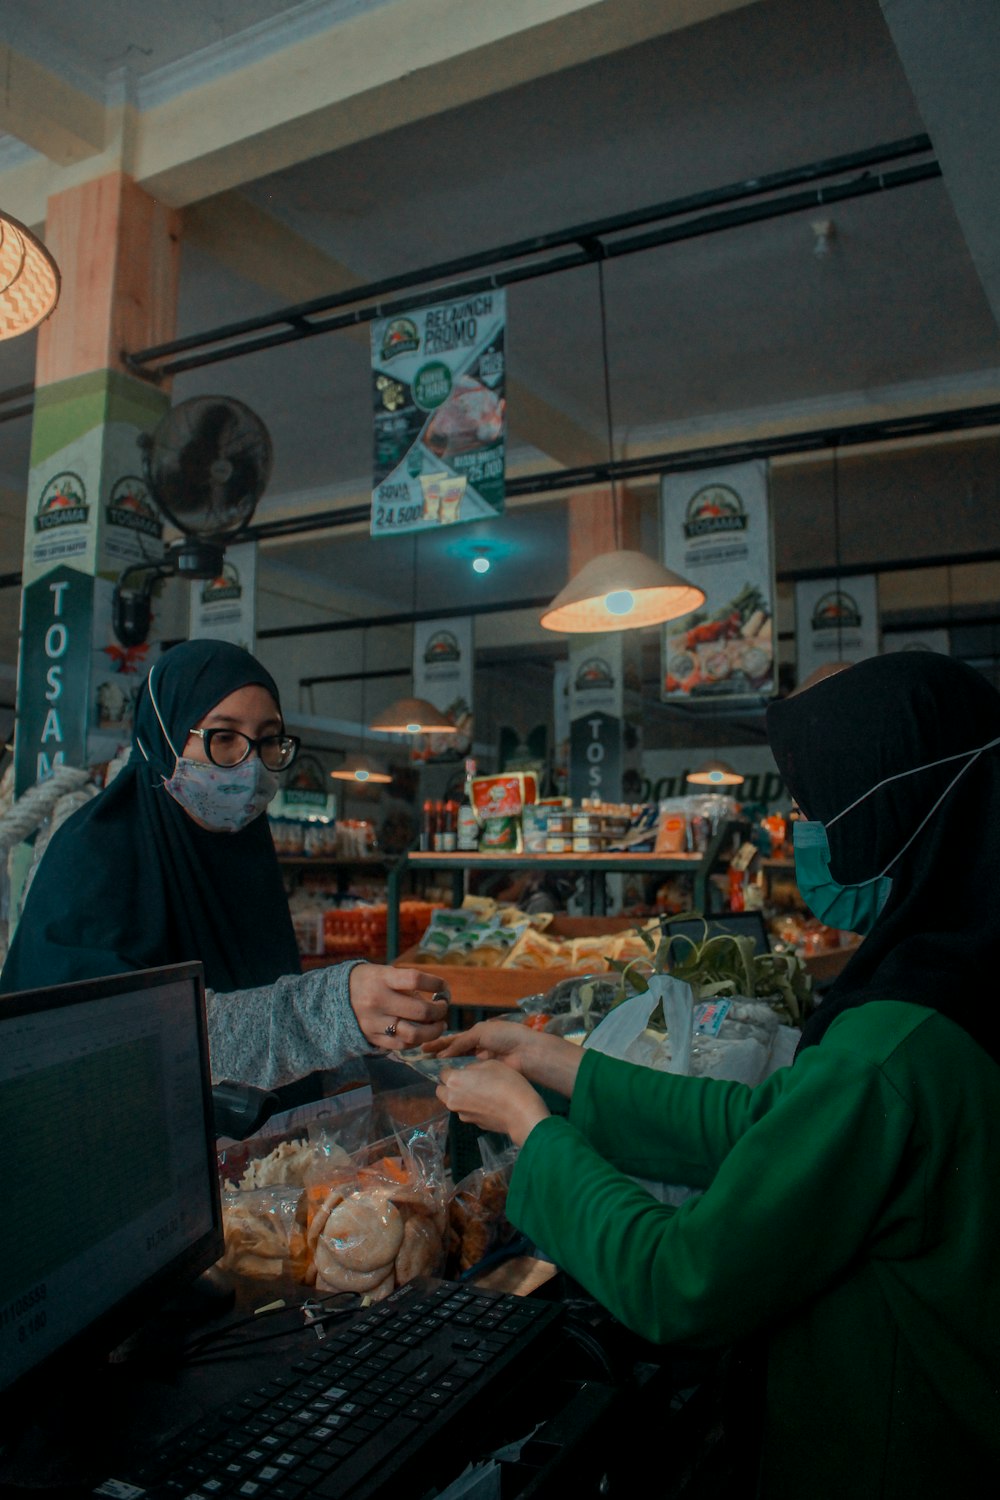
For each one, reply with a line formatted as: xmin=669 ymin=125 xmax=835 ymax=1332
xmin=0 ymin=962 xmax=222 ymax=1398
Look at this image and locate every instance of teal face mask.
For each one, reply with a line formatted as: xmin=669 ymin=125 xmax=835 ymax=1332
xmin=793 ymin=820 xmax=891 ymax=935
xmin=791 ymin=732 xmax=1000 ymax=935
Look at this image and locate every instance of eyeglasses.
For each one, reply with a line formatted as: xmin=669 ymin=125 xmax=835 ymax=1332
xmin=189 ymin=728 xmax=301 ymax=772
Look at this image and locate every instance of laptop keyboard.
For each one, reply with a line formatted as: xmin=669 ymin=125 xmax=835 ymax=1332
xmin=93 ymin=1278 xmax=564 ymax=1500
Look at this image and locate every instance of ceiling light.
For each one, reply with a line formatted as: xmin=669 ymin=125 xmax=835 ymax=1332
xmin=540 ymin=548 xmax=706 ymax=633
xmin=472 ymin=554 xmax=490 ymax=574
xmin=686 ymin=758 xmax=745 ymax=787
xmin=0 ymin=210 xmax=61 ymax=340
xmin=330 ymin=752 xmax=392 ymax=784
xmin=368 ymin=696 xmax=458 ymax=735
xmin=811 ymin=218 xmax=835 ymax=259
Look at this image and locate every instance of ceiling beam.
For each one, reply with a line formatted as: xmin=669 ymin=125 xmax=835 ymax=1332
xmin=0 ymin=44 xmax=106 ymax=166
xmin=135 ymin=0 xmax=759 ymax=206
xmin=0 ymin=1 xmax=758 ymax=228
xmin=879 ymin=0 xmax=1000 ymax=332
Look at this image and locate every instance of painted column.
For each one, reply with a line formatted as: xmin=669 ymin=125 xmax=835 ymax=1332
xmin=14 ymin=172 xmax=180 ymax=805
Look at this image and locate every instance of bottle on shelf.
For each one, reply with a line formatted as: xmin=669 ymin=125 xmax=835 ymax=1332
xmin=440 ymin=799 xmax=458 ymax=852
xmin=420 ymin=798 xmax=438 ymax=853
xmin=456 ymin=757 xmax=480 ymax=852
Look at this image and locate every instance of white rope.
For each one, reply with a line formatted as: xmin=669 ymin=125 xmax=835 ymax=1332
xmin=0 ymin=764 xmax=92 ymax=853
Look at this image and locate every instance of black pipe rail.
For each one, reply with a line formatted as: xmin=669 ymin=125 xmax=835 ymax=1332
xmin=121 ymin=136 xmax=937 ymax=378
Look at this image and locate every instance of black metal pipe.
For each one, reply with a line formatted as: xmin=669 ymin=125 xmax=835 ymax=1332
xmin=126 ymin=139 xmax=937 ymax=377
xmin=233 ymin=398 xmax=1000 ymax=549
xmin=778 ymin=547 xmax=1000 ymax=583
xmin=0 ymin=401 xmax=35 ymax=426
xmin=257 ymin=594 xmax=552 ymax=640
xmin=301 ymin=666 xmax=410 ymax=687
xmin=1 ymin=394 xmax=998 ymax=598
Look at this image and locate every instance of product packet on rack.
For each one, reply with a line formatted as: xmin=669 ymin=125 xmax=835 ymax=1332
xmin=470 ymin=771 xmax=538 ymax=852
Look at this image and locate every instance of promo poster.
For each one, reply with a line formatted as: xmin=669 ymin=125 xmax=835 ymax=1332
xmin=794 ymin=574 xmax=881 ymax=684
xmin=370 ymin=292 xmax=506 ymax=536
xmin=410 ymin=615 xmax=474 ymax=762
xmin=660 ymin=460 xmax=775 ymax=702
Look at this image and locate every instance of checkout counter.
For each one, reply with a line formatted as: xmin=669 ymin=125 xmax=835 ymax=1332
xmin=0 ymin=969 xmax=733 ymax=1500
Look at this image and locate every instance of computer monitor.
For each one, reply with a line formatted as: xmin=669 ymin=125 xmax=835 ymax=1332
xmin=665 ymin=910 xmax=772 ymax=957
xmin=0 ymin=962 xmax=222 ymax=1401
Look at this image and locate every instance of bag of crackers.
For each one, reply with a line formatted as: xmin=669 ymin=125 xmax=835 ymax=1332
xmin=446 ymin=1139 xmax=519 ymax=1277
xmin=217 ymin=1089 xmax=449 ymax=1296
xmin=300 ymin=1116 xmax=449 ymax=1301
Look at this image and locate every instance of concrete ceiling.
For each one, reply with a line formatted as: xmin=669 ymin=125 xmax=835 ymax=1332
xmin=1 ymin=0 xmax=998 ymax=700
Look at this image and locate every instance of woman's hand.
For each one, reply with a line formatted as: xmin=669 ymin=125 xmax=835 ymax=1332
xmin=349 ymin=964 xmax=449 ymax=1052
xmin=425 ymin=1020 xmax=584 ymax=1099
xmin=436 ymin=1060 xmax=550 ymax=1147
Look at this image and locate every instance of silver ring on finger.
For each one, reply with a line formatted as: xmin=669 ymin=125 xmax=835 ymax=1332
xmin=384 ymin=1021 xmax=397 ymax=1037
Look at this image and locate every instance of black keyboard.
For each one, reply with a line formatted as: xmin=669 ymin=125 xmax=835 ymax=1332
xmin=93 ymin=1278 xmax=564 ymax=1500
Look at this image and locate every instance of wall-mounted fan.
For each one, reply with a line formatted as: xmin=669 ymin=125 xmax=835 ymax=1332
xmin=112 ymin=395 xmax=273 ymax=646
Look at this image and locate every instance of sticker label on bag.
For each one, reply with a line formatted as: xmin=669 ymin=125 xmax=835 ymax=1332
xmin=693 ymin=1000 xmax=732 ymax=1037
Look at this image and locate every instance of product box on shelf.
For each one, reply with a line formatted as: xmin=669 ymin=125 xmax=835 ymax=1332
xmin=469 ymin=771 xmax=538 ymax=853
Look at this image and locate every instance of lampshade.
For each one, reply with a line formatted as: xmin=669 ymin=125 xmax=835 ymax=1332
xmin=0 ymin=210 xmax=61 ymax=340
xmin=686 ymin=758 xmax=744 ymax=787
xmin=540 ymin=548 xmax=706 ymax=633
xmin=367 ymin=696 xmax=458 ymax=735
xmin=330 ymin=752 xmax=392 ymax=785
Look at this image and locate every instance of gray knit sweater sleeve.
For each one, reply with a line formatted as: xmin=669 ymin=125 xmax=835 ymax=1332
xmin=205 ymin=961 xmax=376 ymax=1088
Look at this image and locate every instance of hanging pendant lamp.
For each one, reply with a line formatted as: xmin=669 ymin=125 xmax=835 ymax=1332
xmin=686 ymin=758 xmax=744 ymax=787
xmin=540 ymin=259 xmax=703 ymax=634
xmin=330 ymin=751 xmax=393 ymax=784
xmin=0 ymin=211 xmax=60 ymax=340
xmin=366 ymin=532 xmax=459 ymax=736
xmin=541 ymin=548 xmax=706 ymax=633
xmin=368 ymin=696 xmax=458 ymax=735
xmin=331 ymin=627 xmax=394 ymax=780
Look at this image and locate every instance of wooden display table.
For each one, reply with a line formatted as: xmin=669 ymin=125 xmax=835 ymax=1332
xmin=392 ymin=914 xmax=639 ymax=1022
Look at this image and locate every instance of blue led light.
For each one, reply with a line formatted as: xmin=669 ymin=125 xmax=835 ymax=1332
xmin=604 ymin=590 xmax=635 ymax=616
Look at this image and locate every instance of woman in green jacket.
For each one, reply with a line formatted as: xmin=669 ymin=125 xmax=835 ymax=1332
xmin=429 ymin=650 xmax=1000 ymax=1497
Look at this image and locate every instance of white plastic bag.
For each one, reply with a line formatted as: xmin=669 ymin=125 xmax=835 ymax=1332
xmin=582 ymin=975 xmax=797 ymax=1205
xmin=582 ymin=974 xmax=694 ymax=1073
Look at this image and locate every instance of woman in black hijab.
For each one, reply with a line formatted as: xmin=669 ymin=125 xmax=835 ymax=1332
xmin=428 ymin=650 xmax=1000 ymax=1497
xmin=0 ymin=638 xmax=448 ymax=1086
xmin=767 ymin=649 xmax=1000 ymax=1062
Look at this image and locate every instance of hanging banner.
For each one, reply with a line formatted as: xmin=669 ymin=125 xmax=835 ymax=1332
xmin=552 ymin=660 xmax=570 ymax=797
xmin=188 ymin=540 xmax=258 ymax=654
xmin=370 ymin=292 xmax=506 ymax=536
xmin=568 ymin=633 xmax=634 ymax=803
xmin=660 ymin=460 xmax=776 ymax=702
xmin=273 ymin=752 xmax=336 ymax=820
xmin=15 ymin=371 xmax=171 ymax=798
xmin=794 ymin=575 xmax=880 ymax=683
xmin=411 ymin=616 xmax=474 ymax=762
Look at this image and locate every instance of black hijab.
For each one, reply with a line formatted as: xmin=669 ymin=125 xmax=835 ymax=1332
xmin=0 ymin=638 xmax=302 ymax=995
xmin=766 ymin=651 xmax=1000 ymax=1064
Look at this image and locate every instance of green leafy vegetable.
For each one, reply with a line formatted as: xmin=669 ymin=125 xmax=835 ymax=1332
xmin=612 ymin=911 xmax=813 ymax=1027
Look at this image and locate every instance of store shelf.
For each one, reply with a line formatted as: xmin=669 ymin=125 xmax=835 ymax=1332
xmin=277 ymin=855 xmax=392 ymax=867
xmin=385 ymin=824 xmax=736 ymax=959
